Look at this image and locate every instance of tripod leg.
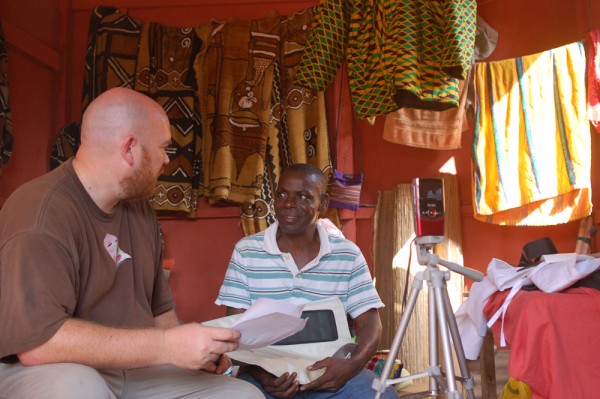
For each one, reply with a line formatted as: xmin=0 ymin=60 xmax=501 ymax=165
xmin=431 ymin=271 xmax=462 ymax=398
xmin=373 ymin=272 xmax=425 ymax=399
xmin=428 ymin=282 xmax=440 ymax=395
xmin=442 ymin=287 xmax=476 ymax=399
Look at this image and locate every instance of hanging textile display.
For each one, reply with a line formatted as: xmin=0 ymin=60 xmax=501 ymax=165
xmin=382 ymin=76 xmax=470 ymax=150
xmin=382 ymin=15 xmax=499 ymax=150
xmin=81 ymin=6 xmax=142 ymax=112
xmin=49 ymin=122 xmax=81 ymax=170
xmin=195 ymin=8 xmax=333 ymax=235
xmin=135 ymin=23 xmax=204 ymax=215
xmin=54 ymin=6 xmax=205 ymax=216
xmin=587 ymin=29 xmax=600 ymax=133
xmin=473 ymin=41 xmax=591 ymax=226
xmin=0 ymin=20 xmax=14 ymax=169
xmin=294 ymin=0 xmax=476 ymax=119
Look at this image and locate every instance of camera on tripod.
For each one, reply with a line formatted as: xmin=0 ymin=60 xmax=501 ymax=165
xmin=412 ymin=177 xmax=445 ymax=247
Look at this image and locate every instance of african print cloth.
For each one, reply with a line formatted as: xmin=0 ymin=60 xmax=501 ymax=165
xmin=54 ymin=6 xmax=204 ymax=216
xmin=81 ymin=6 xmax=141 ymax=112
xmin=49 ymin=122 xmax=80 ymax=170
xmin=135 ymin=23 xmax=203 ymax=215
xmin=294 ymin=0 xmax=476 ymax=119
xmin=473 ymin=41 xmax=591 ymax=226
xmin=0 ymin=20 xmax=14 ymax=168
xmin=195 ymin=8 xmax=333 ymax=235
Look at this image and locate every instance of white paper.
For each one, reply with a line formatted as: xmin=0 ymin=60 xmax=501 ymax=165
xmin=231 ymin=298 xmax=307 ymax=350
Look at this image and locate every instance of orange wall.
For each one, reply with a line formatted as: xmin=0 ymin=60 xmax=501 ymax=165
xmin=1 ymin=0 xmax=599 ymax=323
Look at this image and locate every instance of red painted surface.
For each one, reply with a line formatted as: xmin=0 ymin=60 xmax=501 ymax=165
xmin=1 ymin=0 xmax=599 ymax=322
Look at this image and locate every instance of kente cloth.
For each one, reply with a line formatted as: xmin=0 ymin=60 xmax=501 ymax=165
xmin=294 ymin=0 xmax=476 ymax=119
xmin=0 ymin=20 xmax=13 ymax=167
xmin=484 ymin=288 xmax=600 ymax=399
xmin=587 ymin=29 xmax=600 ymax=133
xmin=49 ymin=122 xmax=81 ymax=170
xmin=382 ymin=71 xmax=469 ymax=150
xmin=135 ymin=23 xmax=203 ymax=216
xmin=472 ymin=41 xmax=591 ymax=226
xmin=81 ymin=6 xmax=142 ymax=112
xmin=195 ymin=8 xmax=333 ymax=235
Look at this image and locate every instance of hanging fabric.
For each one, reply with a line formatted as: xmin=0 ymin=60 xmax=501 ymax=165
xmin=587 ymin=29 xmax=600 ymax=133
xmin=194 ymin=8 xmax=334 ymax=235
xmin=0 ymin=20 xmax=14 ymax=170
xmin=472 ymin=40 xmax=591 ymax=226
xmin=329 ymin=63 xmax=363 ymax=211
xmin=134 ymin=23 xmax=204 ymax=215
xmin=294 ymin=0 xmax=476 ymax=119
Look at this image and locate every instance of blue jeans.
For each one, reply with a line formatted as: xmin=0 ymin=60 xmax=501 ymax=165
xmin=237 ymin=368 xmax=399 ymax=399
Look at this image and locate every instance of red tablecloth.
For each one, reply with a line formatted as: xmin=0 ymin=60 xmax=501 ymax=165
xmin=483 ymin=287 xmax=600 ymax=399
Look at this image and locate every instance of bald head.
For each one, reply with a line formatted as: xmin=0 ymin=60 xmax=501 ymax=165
xmin=72 ymin=88 xmax=172 ymax=211
xmin=280 ymin=163 xmax=328 ymax=195
xmin=80 ymin=87 xmax=168 ymax=153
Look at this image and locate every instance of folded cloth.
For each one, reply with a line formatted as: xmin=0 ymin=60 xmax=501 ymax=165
xmin=455 ymin=254 xmax=600 ymax=359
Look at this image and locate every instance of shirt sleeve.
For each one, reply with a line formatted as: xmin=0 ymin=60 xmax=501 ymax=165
xmin=0 ymin=232 xmax=75 ymax=358
xmin=345 ymin=248 xmax=385 ymax=319
xmin=215 ymin=242 xmax=252 ymax=309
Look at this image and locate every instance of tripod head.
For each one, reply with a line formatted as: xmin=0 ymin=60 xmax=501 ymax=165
xmin=415 ymin=239 xmax=484 ymax=282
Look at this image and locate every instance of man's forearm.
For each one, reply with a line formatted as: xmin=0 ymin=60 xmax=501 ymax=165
xmin=18 ymin=318 xmax=168 ymax=368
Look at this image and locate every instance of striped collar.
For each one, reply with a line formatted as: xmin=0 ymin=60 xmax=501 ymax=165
xmin=263 ymin=220 xmax=332 ymax=260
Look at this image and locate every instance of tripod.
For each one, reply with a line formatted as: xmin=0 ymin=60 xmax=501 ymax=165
xmin=372 ymin=238 xmax=484 ymax=399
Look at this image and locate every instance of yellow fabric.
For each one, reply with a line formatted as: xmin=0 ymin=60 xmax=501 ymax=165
xmin=499 ymin=377 xmax=532 ymax=399
xmin=472 ymin=41 xmax=591 ymax=226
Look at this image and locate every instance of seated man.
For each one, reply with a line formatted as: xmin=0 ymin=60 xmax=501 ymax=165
xmin=216 ymin=163 xmax=398 ymax=398
xmin=0 ymin=88 xmax=262 ymax=399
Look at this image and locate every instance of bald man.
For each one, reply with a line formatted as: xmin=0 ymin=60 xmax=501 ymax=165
xmin=0 ymin=88 xmax=263 ymax=399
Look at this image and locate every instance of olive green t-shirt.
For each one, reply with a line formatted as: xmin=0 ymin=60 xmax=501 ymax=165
xmin=0 ymin=159 xmax=174 ymax=360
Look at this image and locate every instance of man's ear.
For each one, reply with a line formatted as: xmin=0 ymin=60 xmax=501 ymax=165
xmin=319 ymin=192 xmax=330 ymax=212
xmin=121 ymin=135 xmax=136 ymax=166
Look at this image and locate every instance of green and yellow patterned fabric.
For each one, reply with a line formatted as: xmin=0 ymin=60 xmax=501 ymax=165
xmin=295 ymin=0 xmax=476 ymax=119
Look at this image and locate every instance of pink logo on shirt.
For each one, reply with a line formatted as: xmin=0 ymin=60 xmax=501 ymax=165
xmin=104 ymin=234 xmax=132 ymax=268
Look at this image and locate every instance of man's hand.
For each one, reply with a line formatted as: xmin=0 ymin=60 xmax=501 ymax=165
xmin=244 ymin=366 xmax=300 ymax=399
xmin=164 ymin=323 xmax=240 ymax=371
xmin=299 ymin=357 xmax=361 ymax=392
xmin=213 ymin=354 xmax=233 ymax=375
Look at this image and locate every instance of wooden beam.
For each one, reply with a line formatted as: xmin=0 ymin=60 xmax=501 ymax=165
xmin=71 ymin=0 xmax=315 ymax=11
xmin=0 ymin=19 xmax=61 ymax=72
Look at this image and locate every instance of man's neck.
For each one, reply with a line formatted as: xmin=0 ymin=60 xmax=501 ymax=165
xmin=72 ymin=157 xmax=119 ymax=213
xmin=276 ymin=226 xmax=320 ymax=270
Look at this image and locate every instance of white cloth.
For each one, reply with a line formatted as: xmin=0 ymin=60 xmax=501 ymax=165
xmin=455 ymin=254 xmax=600 ymax=359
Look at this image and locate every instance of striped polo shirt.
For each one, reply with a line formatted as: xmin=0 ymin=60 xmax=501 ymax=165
xmin=216 ymin=221 xmax=384 ymax=319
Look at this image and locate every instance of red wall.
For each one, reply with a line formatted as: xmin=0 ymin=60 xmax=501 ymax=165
xmin=1 ymin=0 xmax=599 ymax=323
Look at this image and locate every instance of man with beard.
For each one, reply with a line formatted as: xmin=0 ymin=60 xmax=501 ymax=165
xmin=216 ymin=164 xmax=398 ymax=399
xmin=0 ymin=88 xmax=263 ymax=399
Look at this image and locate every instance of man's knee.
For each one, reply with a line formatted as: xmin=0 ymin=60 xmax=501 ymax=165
xmin=0 ymin=363 xmax=116 ymax=399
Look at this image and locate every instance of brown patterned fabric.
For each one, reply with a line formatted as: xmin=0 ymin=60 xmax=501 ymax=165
xmin=49 ymin=122 xmax=81 ymax=170
xmin=81 ymin=6 xmax=142 ymax=112
xmin=56 ymin=7 xmax=204 ymax=216
xmin=135 ymin=23 xmax=203 ymax=216
xmin=196 ymin=8 xmax=334 ymax=235
xmin=196 ymin=14 xmax=281 ymax=206
xmin=0 ymin=20 xmax=13 ymax=167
